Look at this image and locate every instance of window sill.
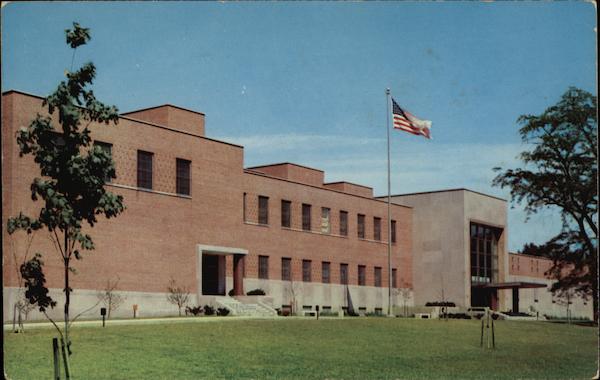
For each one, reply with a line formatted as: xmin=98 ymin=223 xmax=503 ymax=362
xmin=107 ymin=183 xmax=192 ymax=199
xmin=244 ymin=221 xmax=270 ymax=227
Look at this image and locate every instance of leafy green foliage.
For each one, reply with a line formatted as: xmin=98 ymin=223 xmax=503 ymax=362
xmin=7 ymin=23 xmax=125 ymax=351
xmin=20 ymin=254 xmax=56 ymax=312
xmin=493 ymin=87 xmax=597 ymax=318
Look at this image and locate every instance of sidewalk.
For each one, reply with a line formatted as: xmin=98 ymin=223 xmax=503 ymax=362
xmin=3 ymin=315 xmax=284 ymax=331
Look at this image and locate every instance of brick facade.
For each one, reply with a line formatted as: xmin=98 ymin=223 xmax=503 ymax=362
xmin=2 ymin=91 xmax=411 ymax=315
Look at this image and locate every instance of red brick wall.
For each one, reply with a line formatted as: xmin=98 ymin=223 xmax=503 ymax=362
xmin=508 ymin=253 xmax=553 ymax=279
xmin=2 ymin=91 xmax=414 ymax=299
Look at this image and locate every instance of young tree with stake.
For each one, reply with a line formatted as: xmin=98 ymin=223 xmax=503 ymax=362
xmin=7 ymin=22 xmax=125 ymax=369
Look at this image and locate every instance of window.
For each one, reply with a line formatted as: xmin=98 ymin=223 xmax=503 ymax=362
xmin=391 ymin=220 xmax=397 ymax=243
xmin=340 ymin=263 xmax=348 ymax=285
xmin=281 ymin=200 xmax=291 ymax=228
xmin=374 ymin=267 xmax=382 ymax=287
xmin=339 ymin=211 xmax=348 ymax=236
xmin=470 ymin=222 xmax=500 ymax=284
xmin=373 ymin=217 xmax=381 ymax=241
xmin=94 ymin=141 xmax=113 ymax=182
xmin=281 ymin=258 xmax=291 ymax=281
xmin=392 ymin=268 xmax=397 ymax=288
xmin=321 ymin=207 xmax=331 ymax=234
xmin=322 ymin=262 xmax=330 ymax=283
xmin=176 ymin=158 xmax=191 ymax=195
xmin=258 ymin=196 xmax=269 ymax=225
xmin=302 ymin=204 xmax=311 ymax=231
xmin=137 ymin=150 xmax=153 ymax=190
xmin=259 ymin=255 xmax=269 ymax=279
xmin=358 ymin=265 xmax=366 ymax=286
xmin=357 ymin=214 xmax=365 ymax=239
xmin=302 ymin=260 xmax=312 ymax=282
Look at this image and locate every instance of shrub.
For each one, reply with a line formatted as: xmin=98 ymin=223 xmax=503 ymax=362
xmin=246 ymin=288 xmax=266 ymax=296
xmin=228 ymin=289 xmax=234 ymax=297
xmin=217 ymin=307 xmax=230 ymax=316
xmin=185 ymin=306 xmax=203 ymax=316
xmin=204 ymin=305 xmax=215 ymax=316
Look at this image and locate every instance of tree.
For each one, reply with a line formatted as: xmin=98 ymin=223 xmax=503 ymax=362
xmin=97 ymin=278 xmax=126 ymax=319
xmin=166 ymin=278 xmax=190 ymax=317
xmin=493 ymin=87 xmax=597 ymax=321
xmin=7 ymin=22 xmax=125 ymax=363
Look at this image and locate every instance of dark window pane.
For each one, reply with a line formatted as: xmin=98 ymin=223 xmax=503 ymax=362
xmin=94 ymin=141 xmax=113 ymax=183
xmin=176 ymin=158 xmax=191 ymax=195
xmin=357 ymin=214 xmax=365 ymax=239
xmin=137 ymin=150 xmax=153 ymax=189
xmin=259 ymin=256 xmax=269 ymax=279
xmin=322 ymin=262 xmax=330 ymax=283
xmin=302 ymin=204 xmax=311 ymax=231
xmin=340 ymin=211 xmax=348 ymax=236
xmin=302 ymin=260 xmax=312 ymax=282
xmin=340 ymin=264 xmax=348 ymax=285
xmin=281 ymin=258 xmax=291 ymax=281
xmin=258 ymin=196 xmax=269 ymax=225
xmin=391 ymin=220 xmax=397 ymax=243
xmin=392 ymin=268 xmax=397 ymax=288
xmin=374 ymin=267 xmax=382 ymax=287
xmin=281 ymin=200 xmax=291 ymax=228
xmin=358 ymin=265 xmax=366 ymax=286
xmin=373 ymin=217 xmax=381 ymax=241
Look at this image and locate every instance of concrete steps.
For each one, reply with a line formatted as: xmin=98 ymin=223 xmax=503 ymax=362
xmin=214 ymin=297 xmax=277 ymax=317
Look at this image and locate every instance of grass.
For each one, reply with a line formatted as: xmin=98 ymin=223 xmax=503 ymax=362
xmin=3 ymin=318 xmax=597 ymax=379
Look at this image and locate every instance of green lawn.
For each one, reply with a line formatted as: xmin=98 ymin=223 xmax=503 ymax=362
xmin=3 ymin=318 xmax=597 ymax=379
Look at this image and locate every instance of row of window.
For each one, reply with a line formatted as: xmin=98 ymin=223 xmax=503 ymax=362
xmin=252 ymin=195 xmax=397 ymax=242
xmin=258 ymin=256 xmax=398 ymax=288
xmin=93 ymin=142 xmax=192 ymax=196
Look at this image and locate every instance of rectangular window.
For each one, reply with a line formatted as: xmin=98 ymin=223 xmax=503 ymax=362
xmin=176 ymin=158 xmax=191 ymax=195
xmin=391 ymin=220 xmax=397 ymax=243
xmin=470 ymin=222 xmax=500 ymax=284
xmin=137 ymin=150 xmax=153 ymax=190
xmin=340 ymin=263 xmax=348 ymax=285
xmin=322 ymin=262 xmax=330 ymax=283
xmin=374 ymin=267 xmax=382 ymax=287
xmin=321 ymin=207 xmax=331 ymax=234
xmin=339 ymin=211 xmax=348 ymax=236
xmin=373 ymin=217 xmax=381 ymax=241
xmin=259 ymin=255 xmax=269 ymax=279
xmin=302 ymin=260 xmax=312 ymax=282
xmin=358 ymin=265 xmax=366 ymax=286
xmin=357 ymin=214 xmax=365 ymax=239
xmin=258 ymin=196 xmax=269 ymax=225
xmin=94 ymin=141 xmax=113 ymax=183
xmin=392 ymin=268 xmax=397 ymax=288
xmin=281 ymin=200 xmax=291 ymax=228
xmin=302 ymin=204 xmax=311 ymax=231
xmin=281 ymin=258 xmax=291 ymax=281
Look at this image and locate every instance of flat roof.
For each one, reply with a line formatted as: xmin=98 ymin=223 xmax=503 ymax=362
xmin=244 ymin=169 xmax=412 ymax=209
xmin=246 ymin=162 xmax=324 ymax=173
xmin=122 ymin=103 xmax=206 ymax=116
xmin=376 ymin=188 xmax=507 ymax=202
xmin=2 ymin=89 xmax=242 ymax=149
xmin=324 ymin=181 xmax=373 ymax=190
xmin=474 ymin=282 xmax=547 ymax=289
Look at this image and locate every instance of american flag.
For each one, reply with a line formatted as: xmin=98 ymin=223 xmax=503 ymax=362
xmin=392 ymin=98 xmax=432 ymax=139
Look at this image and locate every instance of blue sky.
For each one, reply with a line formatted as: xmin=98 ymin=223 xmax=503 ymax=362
xmin=2 ymin=2 xmax=597 ymax=251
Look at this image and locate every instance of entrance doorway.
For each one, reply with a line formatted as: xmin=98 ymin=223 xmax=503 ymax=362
xmin=202 ymin=254 xmax=224 ymax=295
xmin=471 ymin=287 xmax=498 ymax=309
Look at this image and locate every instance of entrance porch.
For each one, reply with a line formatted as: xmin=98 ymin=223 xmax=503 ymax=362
xmin=196 ymin=245 xmax=247 ymax=297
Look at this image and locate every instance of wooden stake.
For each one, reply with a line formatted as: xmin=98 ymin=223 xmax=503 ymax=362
xmin=52 ymin=338 xmax=61 ymax=380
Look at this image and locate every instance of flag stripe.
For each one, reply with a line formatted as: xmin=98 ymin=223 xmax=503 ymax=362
xmin=391 ymin=98 xmax=431 ymax=139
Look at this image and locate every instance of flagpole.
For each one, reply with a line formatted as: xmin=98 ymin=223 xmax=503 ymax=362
xmin=386 ymin=88 xmax=392 ymax=317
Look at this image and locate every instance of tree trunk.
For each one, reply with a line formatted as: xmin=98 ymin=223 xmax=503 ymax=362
xmin=64 ymin=231 xmax=71 ymax=355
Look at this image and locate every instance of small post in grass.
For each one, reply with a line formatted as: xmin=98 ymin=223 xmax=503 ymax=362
xmin=133 ymin=304 xmax=138 ymax=319
xmin=60 ymin=337 xmax=71 ymax=379
xmin=52 ymin=338 xmax=61 ymax=380
xmin=480 ymin=308 xmax=496 ymax=350
xmin=316 ymin=305 xmax=320 ymax=320
xmin=101 ymin=307 xmax=107 ymax=327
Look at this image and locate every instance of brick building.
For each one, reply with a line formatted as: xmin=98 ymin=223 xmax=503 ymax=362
xmin=2 ymin=90 xmax=593 ymax=320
